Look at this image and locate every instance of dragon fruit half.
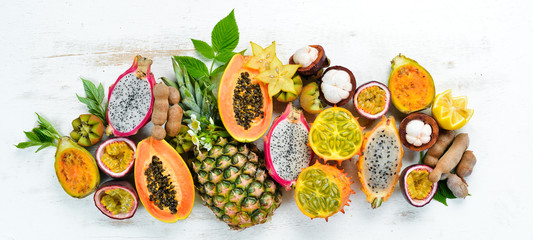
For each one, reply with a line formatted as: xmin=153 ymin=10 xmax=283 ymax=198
xmin=106 ymin=55 xmax=156 ymax=137
xmin=264 ymin=103 xmax=313 ymax=190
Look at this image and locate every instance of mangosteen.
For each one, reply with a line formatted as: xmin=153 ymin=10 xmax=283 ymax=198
xmin=353 ymin=81 xmax=391 ymax=119
xmin=400 ymin=164 xmax=438 ymax=207
xmin=289 ymin=45 xmax=330 ymax=77
xmin=318 ymin=66 xmax=356 ymax=107
xmin=93 ymin=181 xmax=139 ymax=219
xmin=399 ymin=113 xmax=439 ymax=151
xmin=96 ymin=138 xmax=136 ymax=178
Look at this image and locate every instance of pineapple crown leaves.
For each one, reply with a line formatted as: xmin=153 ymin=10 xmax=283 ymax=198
xmin=161 ymin=58 xmax=230 ymax=142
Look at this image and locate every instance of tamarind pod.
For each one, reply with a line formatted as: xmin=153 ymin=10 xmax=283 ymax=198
xmin=166 ymin=105 xmax=183 ymax=137
xmin=447 ymin=174 xmax=468 ymax=198
xmin=154 ymin=82 xmax=170 ymax=98
xmin=152 ymin=101 xmax=169 ymax=125
xmin=152 ymin=83 xmax=170 ymax=125
xmin=457 ymin=150 xmax=476 ymax=178
xmin=424 ymin=130 xmax=455 ymax=167
xmin=169 ymin=87 xmax=181 ymax=105
xmin=151 ymin=125 xmax=166 ymax=140
xmin=429 ymin=133 xmax=469 ymax=183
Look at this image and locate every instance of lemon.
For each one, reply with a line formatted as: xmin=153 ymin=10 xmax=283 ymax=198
xmin=431 ymin=89 xmax=474 ymax=130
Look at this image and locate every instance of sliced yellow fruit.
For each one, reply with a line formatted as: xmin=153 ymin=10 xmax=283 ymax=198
xmin=245 ymin=41 xmax=277 ymax=72
xmin=431 ymin=89 xmax=474 ymax=130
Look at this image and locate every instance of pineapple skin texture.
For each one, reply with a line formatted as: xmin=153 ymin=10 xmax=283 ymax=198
xmin=190 ymin=137 xmax=282 ymax=230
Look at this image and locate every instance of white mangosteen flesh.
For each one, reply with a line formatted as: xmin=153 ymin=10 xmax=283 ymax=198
xmin=405 ymin=120 xmax=432 ymax=147
xmin=293 ymin=46 xmax=318 ymax=68
xmin=320 ymin=69 xmax=352 ymax=104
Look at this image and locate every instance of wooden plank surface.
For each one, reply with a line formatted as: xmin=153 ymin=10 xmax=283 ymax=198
xmin=2 ymin=0 xmax=532 ymax=239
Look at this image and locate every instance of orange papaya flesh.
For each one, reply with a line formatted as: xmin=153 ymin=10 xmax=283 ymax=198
xmin=218 ymin=54 xmax=273 ymax=142
xmin=134 ymin=137 xmax=195 ymax=223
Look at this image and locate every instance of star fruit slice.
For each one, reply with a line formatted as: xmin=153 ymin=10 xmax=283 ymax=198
xmin=245 ymin=41 xmax=277 ymax=72
xmin=256 ymin=57 xmax=300 ymax=97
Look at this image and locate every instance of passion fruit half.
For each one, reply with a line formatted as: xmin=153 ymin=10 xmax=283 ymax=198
xmin=93 ymin=181 xmax=139 ymax=220
xmin=400 ymin=164 xmax=438 ymax=207
xmin=399 ymin=113 xmax=439 ymax=151
xmin=319 ymin=66 xmax=356 ymax=107
xmin=353 ymin=81 xmax=390 ymax=119
xmin=96 ymin=138 xmax=136 ymax=178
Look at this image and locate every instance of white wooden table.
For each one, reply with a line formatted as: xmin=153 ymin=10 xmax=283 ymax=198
xmin=3 ymin=0 xmax=532 ymax=239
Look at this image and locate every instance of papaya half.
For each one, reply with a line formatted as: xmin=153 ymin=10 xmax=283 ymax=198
xmin=218 ymin=54 xmax=273 ymax=142
xmin=134 ymin=137 xmax=195 ymax=223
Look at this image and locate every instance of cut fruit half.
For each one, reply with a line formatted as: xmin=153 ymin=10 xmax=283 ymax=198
xmin=431 ymin=89 xmax=474 ymax=130
xmin=309 ymin=107 xmax=363 ymax=162
xmin=295 ymin=162 xmax=353 ymax=220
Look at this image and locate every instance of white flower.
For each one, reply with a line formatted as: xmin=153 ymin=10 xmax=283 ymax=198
xmin=188 ymin=117 xmax=201 ymax=133
xmin=187 ymin=130 xmax=195 ymax=138
xmin=203 ymin=142 xmax=212 ymax=152
xmin=209 ymin=117 xmax=214 ymax=125
xmin=191 ymin=134 xmax=200 ymax=147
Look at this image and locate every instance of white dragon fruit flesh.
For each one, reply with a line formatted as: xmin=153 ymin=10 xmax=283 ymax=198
xmin=106 ymin=55 xmax=155 ymax=137
xmin=264 ymin=103 xmax=313 ymax=190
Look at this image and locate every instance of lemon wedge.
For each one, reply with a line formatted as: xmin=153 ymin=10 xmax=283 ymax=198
xmin=431 ymin=89 xmax=473 ymax=130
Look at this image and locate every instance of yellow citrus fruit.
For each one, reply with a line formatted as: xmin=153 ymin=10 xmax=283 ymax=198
xmin=431 ymin=89 xmax=473 ymax=130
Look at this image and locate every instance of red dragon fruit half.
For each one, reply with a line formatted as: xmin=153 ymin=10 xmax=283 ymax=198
xmin=264 ymin=103 xmax=314 ymax=190
xmin=106 ymin=55 xmax=156 ymax=137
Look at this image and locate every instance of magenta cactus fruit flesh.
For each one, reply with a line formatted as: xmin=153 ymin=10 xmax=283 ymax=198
xmin=400 ymin=164 xmax=438 ymax=207
xmin=106 ymin=55 xmax=156 ymax=137
xmin=93 ymin=180 xmax=139 ymax=220
xmin=264 ymin=103 xmax=313 ymax=190
xmin=96 ymin=137 xmax=136 ymax=178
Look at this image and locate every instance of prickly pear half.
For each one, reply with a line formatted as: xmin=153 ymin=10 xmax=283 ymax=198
xmin=106 ymin=55 xmax=156 ymax=137
xmin=70 ymin=114 xmax=104 ymax=147
xmin=55 ymin=137 xmax=100 ymax=198
xmin=264 ymin=103 xmax=313 ymax=190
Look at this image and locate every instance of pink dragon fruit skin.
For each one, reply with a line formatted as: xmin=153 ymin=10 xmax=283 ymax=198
xmin=106 ymin=55 xmax=156 ymax=137
xmin=264 ymin=103 xmax=314 ymax=190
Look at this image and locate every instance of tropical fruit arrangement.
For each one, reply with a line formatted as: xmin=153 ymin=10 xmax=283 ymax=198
xmin=16 ymin=10 xmax=477 ymax=229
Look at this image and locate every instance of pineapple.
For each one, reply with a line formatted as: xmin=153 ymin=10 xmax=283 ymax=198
xmin=162 ymin=58 xmax=282 ymax=230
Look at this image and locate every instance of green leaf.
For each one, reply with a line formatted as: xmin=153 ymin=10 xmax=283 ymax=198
xmin=433 ymin=180 xmax=457 ymax=206
xmin=194 ymin=81 xmax=203 ymax=111
xmin=80 ymin=78 xmax=99 ymax=102
xmin=160 ymin=77 xmax=178 ymax=89
xmin=35 ymin=142 xmax=54 ymax=152
xmin=33 ymin=128 xmax=53 ymax=143
xmin=97 ymin=83 xmax=105 ymax=102
xmin=215 ymin=50 xmax=236 ymax=63
xmin=36 ymin=113 xmax=60 ymax=139
xmin=211 ymin=64 xmax=227 ymax=77
xmin=175 ymin=56 xmax=209 ymax=82
xmin=211 ymin=10 xmax=239 ymax=53
xmin=24 ymin=131 xmax=40 ymax=142
xmin=191 ymin=39 xmax=215 ymax=59
xmin=15 ymin=141 xmax=42 ymax=149
xmin=77 ymin=78 xmax=108 ymax=125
